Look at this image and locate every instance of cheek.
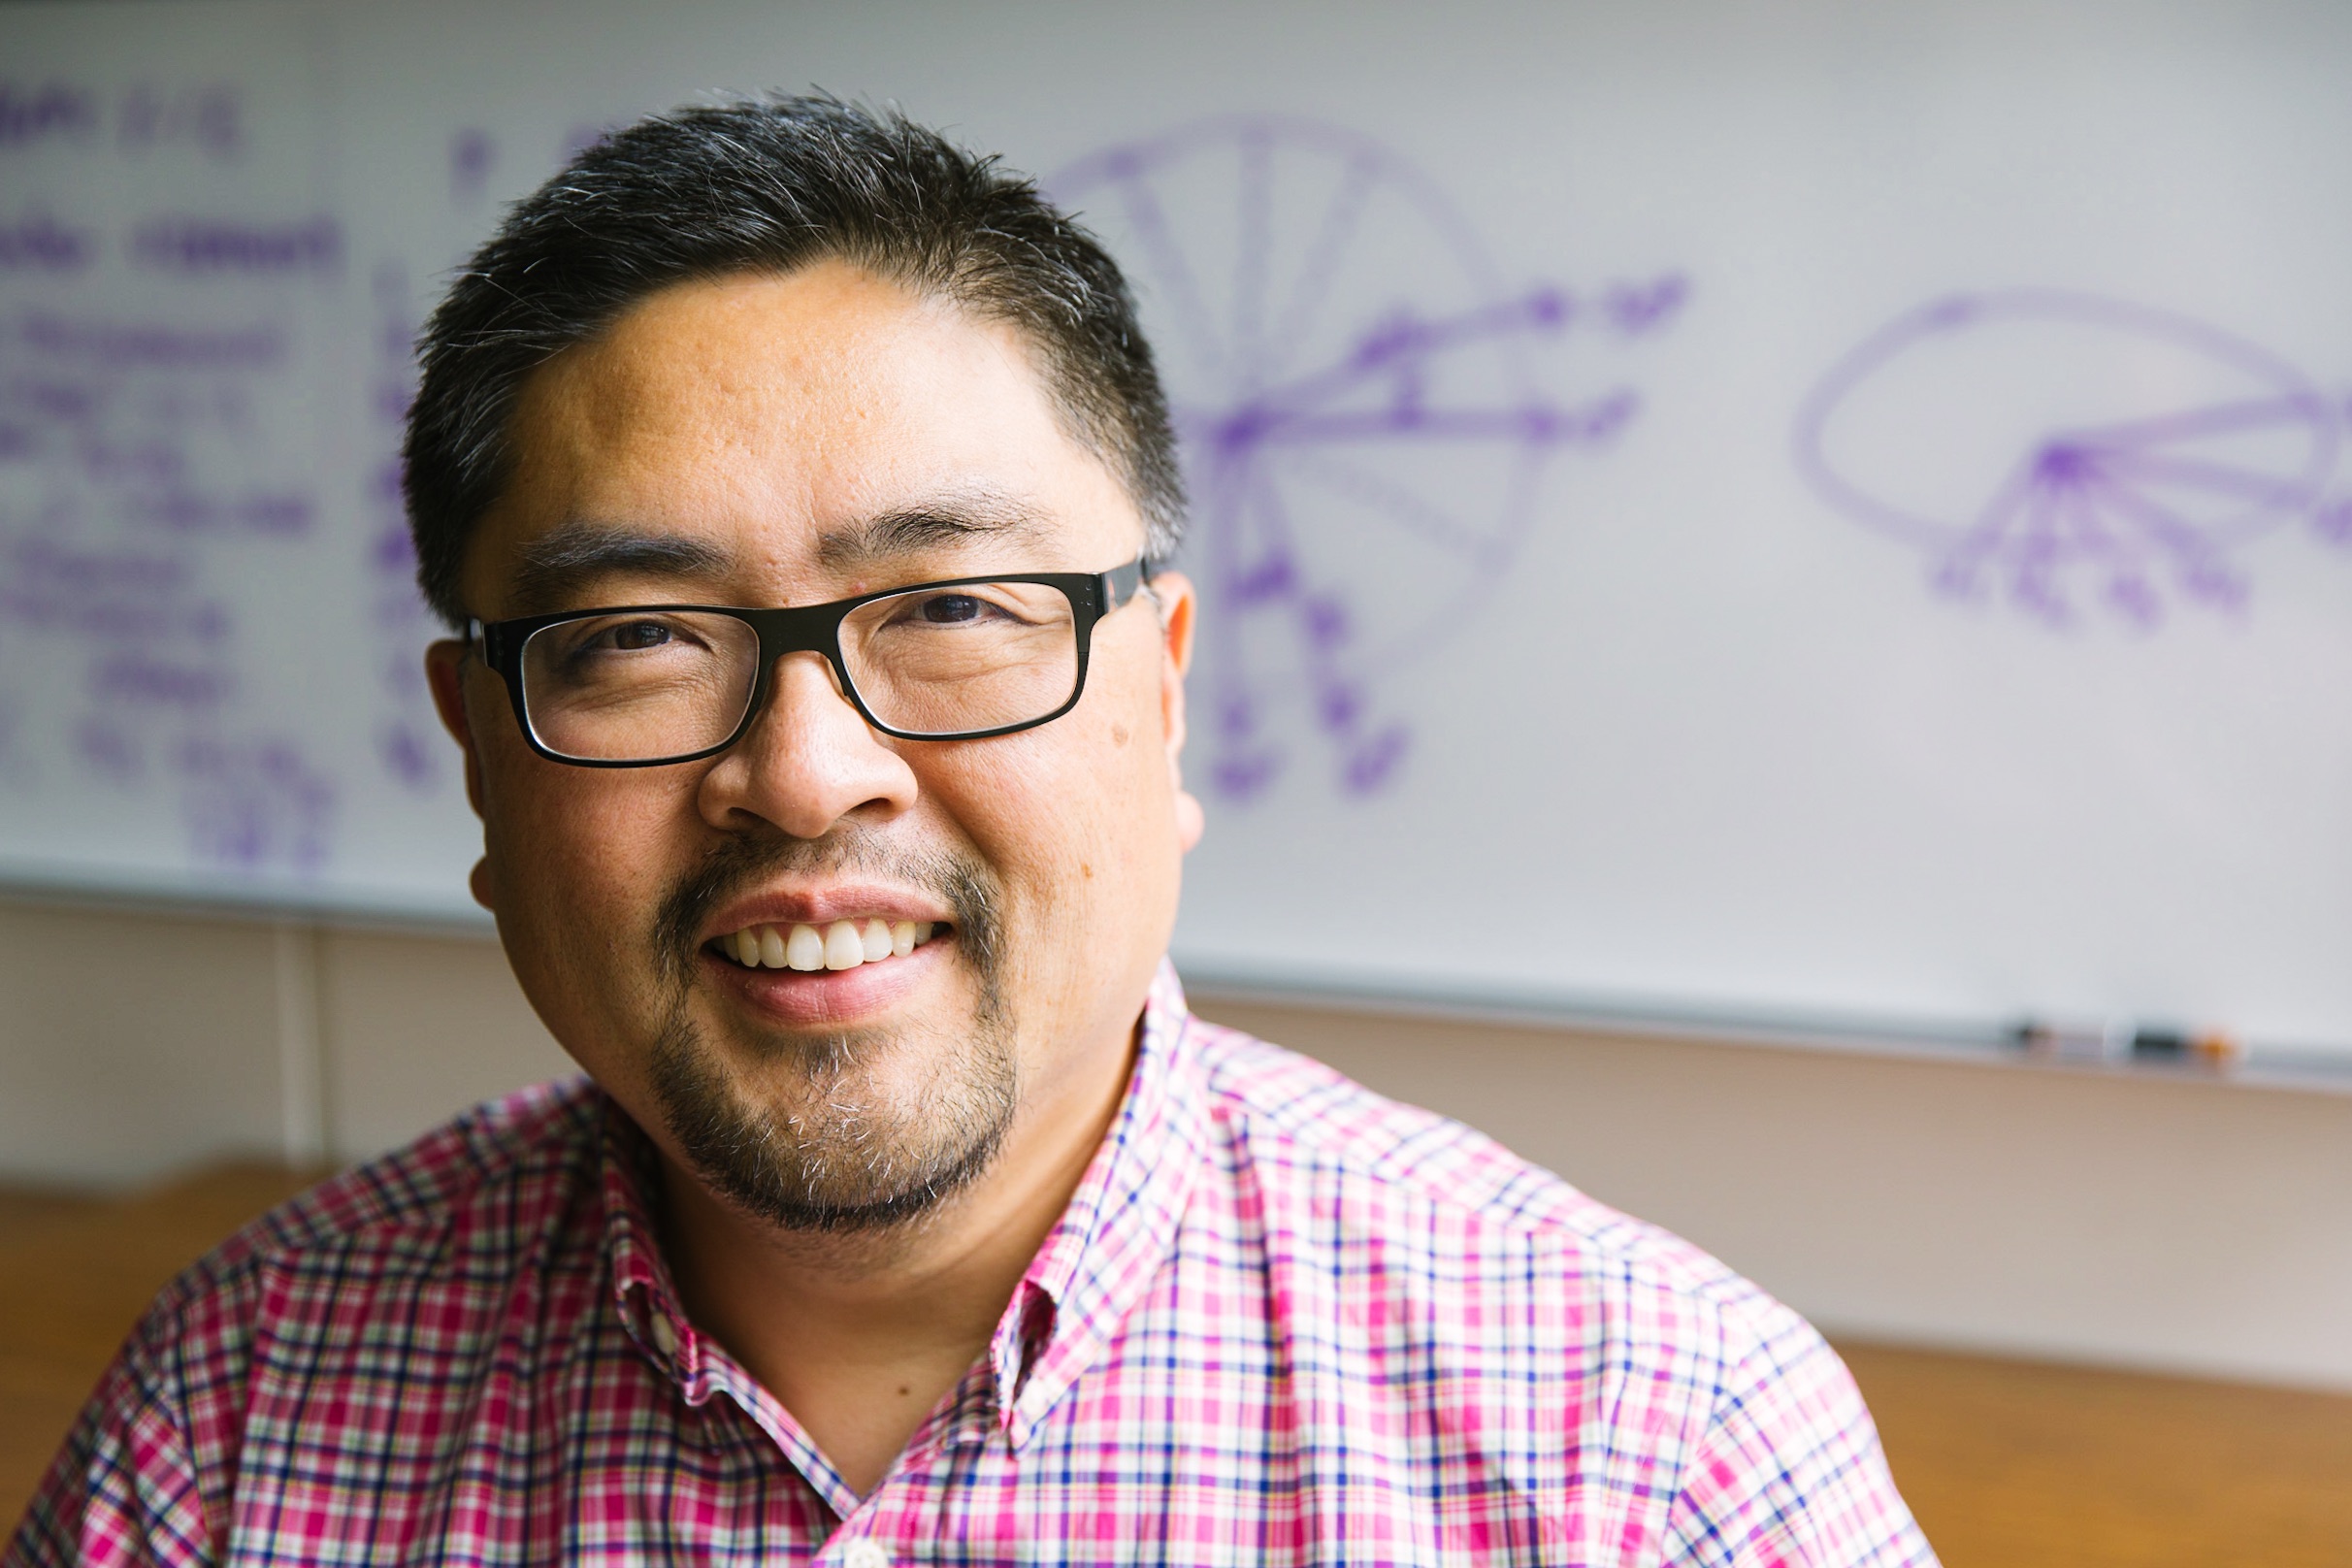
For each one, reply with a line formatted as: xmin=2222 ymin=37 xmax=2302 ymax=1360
xmin=939 ymin=665 xmax=1178 ymax=949
xmin=492 ymin=764 xmax=674 ymax=903
xmin=478 ymin=745 xmax=699 ymax=1015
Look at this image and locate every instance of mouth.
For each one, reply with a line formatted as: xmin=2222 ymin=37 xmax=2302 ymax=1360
xmin=706 ymin=917 xmax=946 ymax=972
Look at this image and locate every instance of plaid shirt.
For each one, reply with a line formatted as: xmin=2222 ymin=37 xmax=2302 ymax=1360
xmin=13 ymin=964 xmax=1933 ymax=1566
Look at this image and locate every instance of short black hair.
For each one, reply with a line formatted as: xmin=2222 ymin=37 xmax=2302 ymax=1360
xmin=403 ymin=94 xmax=1183 ymax=628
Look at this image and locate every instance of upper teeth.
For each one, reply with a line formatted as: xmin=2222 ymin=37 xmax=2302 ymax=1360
xmin=719 ymin=918 xmax=935 ymax=971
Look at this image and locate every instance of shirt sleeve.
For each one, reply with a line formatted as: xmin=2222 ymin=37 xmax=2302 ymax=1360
xmin=1660 ymin=1304 xmax=1940 ymax=1568
xmin=5 ymin=1340 xmax=216 ymax=1568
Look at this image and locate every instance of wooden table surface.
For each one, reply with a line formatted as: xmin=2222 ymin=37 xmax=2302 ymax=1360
xmin=6 ymin=1166 xmax=2350 ymax=1560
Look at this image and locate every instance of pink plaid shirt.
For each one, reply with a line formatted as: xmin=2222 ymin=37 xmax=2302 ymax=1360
xmin=13 ymin=964 xmax=1933 ymax=1566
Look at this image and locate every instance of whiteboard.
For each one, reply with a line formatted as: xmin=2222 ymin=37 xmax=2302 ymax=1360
xmin=7 ymin=0 xmax=2352 ymax=1056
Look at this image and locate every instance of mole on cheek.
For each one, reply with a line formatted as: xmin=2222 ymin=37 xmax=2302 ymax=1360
xmin=1111 ymin=722 xmax=1130 ymax=746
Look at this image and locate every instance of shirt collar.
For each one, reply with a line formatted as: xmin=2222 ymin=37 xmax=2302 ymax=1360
xmin=598 ymin=1100 xmax=714 ymax=1396
xmin=993 ymin=959 xmax=1206 ymax=1448
xmin=603 ymin=1117 xmax=869 ymax=1512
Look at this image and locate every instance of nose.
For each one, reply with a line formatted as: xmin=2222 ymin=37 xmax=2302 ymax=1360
xmin=696 ymin=650 xmax=920 ymax=838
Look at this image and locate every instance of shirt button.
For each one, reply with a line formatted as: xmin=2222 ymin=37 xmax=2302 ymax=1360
xmin=839 ymin=1540 xmax=891 ymax=1568
xmin=646 ymin=1313 xmax=679 ymax=1358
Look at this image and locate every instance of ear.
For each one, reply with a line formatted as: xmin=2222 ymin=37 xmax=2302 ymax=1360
xmin=1148 ymin=570 xmax=1205 ymax=854
xmin=424 ymin=638 xmax=487 ymax=814
xmin=424 ymin=638 xmax=499 ymax=910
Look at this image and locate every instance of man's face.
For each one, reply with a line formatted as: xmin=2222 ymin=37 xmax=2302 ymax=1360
xmin=428 ymin=262 xmax=1199 ymax=1229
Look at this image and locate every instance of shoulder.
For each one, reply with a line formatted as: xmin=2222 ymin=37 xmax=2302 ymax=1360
xmin=118 ymin=1075 xmax=611 ymax=1395
xmin=1177 ymin=1015 xmax=1932 ymax=1562
xmin=1177 ymin=1014 xmax=1846 ymax=1440
xmin=175 ymin=1073 xmax=608 ymax=1305
xmin=8 ymin=1078 xmax=612 ymax=1561
xmin=1181 ymin=1012 xmax=1761 ymax=1307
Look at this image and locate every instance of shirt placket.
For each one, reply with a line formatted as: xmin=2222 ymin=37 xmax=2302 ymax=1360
xmin=821 ymin=1354 xmax=1010 ymax=1567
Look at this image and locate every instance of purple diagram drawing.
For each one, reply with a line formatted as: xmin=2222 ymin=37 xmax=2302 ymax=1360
xmin=1797 ymin=289 xmax=2347 ymax=627
xmin=1053 ymin=117 xmax=1683 ymax=800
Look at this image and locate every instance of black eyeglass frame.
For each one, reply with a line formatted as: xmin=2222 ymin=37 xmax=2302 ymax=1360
xmin=470 ymin=555 xmax=1156 ymax=768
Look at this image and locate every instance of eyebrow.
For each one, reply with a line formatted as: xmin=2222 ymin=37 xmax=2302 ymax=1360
xmin=813 ymin=493 xmax=1054 ymax=571
xmin=506 ymin=523 xmax=735 ymax=615
xmin=501 ymin=493 xmax=1058 ymax=616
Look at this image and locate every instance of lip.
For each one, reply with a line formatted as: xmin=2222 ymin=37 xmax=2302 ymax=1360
xmin=702 ymin=929 xmax=950 ymax=1027
xmin=699 ymin=882 xmax=957 ymax=947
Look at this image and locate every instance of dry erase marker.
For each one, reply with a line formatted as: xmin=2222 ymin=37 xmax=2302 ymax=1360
xmin=2009 ymin=1018 xmax=2244 ymax=1067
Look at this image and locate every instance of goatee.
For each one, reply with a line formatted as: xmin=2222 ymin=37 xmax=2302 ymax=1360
xmin=645 ymin=827 xmax=1018 ymax=1232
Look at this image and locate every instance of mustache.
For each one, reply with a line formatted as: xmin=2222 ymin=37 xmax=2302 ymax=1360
xmin=652 ymin=826 xmax=1003 ymax=987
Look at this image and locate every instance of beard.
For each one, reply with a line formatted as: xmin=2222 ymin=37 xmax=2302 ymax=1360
xmin=644 ymin=826 xmax=1019 ymax=1233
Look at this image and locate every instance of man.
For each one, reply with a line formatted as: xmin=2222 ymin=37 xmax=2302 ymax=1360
xmin=13 ymin=98 xmax=1933 ymax=1565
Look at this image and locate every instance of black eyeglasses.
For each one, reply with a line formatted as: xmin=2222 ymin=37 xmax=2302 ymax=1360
xmin=471 ymin=557 xmax=1154 ymax=768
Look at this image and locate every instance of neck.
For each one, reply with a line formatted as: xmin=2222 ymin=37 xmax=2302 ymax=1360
xmin=654 ymin=1018 xmax=1137 ymax=1495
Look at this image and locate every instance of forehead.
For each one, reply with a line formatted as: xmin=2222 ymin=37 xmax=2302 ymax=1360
xmin=468 ymin=261 xmax=1135 ymax=607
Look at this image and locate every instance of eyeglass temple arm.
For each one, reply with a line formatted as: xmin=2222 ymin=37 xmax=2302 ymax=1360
xmin=467 ymin=618 xmax=507 ymax=670
xmin=1110 ymin=554 xmax=1163 ymax=612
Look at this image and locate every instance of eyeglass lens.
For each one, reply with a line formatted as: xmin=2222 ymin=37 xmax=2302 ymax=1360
xmin=516 ymin=580 xmax=1084 ymax=762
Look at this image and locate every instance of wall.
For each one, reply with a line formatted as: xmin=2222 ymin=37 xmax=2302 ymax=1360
xmin=0 ymin=897 xmax=572 ymax=1183
xmin=5 ymin=893 xmax=2349 ymax=1391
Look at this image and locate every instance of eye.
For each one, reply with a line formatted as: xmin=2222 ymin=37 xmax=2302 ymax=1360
xmin=918 ymin=593 xmax=987 ymax=624
xmin=604 ymin=620 xmax=673 ymax=651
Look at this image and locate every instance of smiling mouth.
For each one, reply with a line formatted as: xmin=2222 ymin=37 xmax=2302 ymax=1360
xmin=708 ymin=918 xmax=945 ymax=972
